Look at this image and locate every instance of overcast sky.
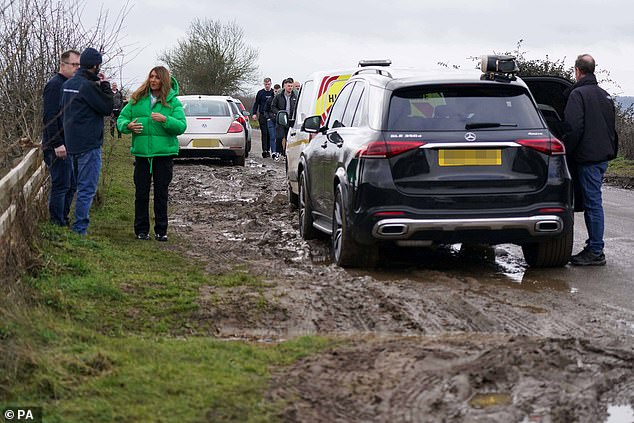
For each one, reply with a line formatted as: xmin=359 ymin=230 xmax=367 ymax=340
xmin=87 ymin=0 xmax=634 ymax=97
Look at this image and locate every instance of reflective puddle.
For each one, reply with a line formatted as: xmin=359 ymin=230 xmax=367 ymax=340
xmin=364 ymin=243 xmax=572 ymax=293
xmin=605 ymin=404 xmax=634 ymax=423
xmin=468 ymin=392 xmax=512 ymax=409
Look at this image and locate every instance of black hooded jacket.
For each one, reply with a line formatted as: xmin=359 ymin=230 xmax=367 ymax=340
xmin=61 ymin=68 xmax=113 ymax=155
xmin=563 ymin=73 xmax=618 ymax=164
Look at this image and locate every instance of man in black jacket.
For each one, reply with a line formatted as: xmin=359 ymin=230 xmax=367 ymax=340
xmin=270 ymin=78 xmax=298 ymax=159
xmin=61 ymin=47 xmax=113 ymax=235
xmin=110 ymin=82 xmax=124 ymax=138
xmin=42 ymin=49 xmax=80 ymax=226
xmin=563 ymin=54 xmax=618 ymax=266
xmin=252 ymin=77 xmax=275 ymax=158
xmin=264 ymin=84 xmax=281 ymax=159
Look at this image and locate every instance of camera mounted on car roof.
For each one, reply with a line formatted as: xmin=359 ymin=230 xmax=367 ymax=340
xmin=480 ymin=55 xmax=519 ymax=82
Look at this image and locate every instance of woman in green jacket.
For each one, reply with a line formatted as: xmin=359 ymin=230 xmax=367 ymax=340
xmin=117 ymin=66 xmax=186 ymax=241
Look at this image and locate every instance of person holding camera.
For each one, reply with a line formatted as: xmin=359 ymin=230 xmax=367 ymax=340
xmin=61 ymin=47 xmax=113 ymax=235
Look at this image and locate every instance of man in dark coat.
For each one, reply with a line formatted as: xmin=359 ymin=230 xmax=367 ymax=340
xmin=264 ymin=84 xmax=280 ymax=159
xmin=42 ymin=49 xmax=80 ymax=226
xmin=270 ymin=78 xmax=298 ymax=159
xmin=252 ymin=77 xmax=275 ymax=158
xmin=61 ymin=47 xmax=113 ymax=235
xmin=563 ymin=54 xmax=618 ymax=266
xmin=110 ymin=82 xmax=124 ymax=138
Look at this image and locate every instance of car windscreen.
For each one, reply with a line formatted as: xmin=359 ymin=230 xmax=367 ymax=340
xmin=387 ymin=84 xmax=543 ymax=131
xmin=181 ymin=100 xmax=230 ymax=117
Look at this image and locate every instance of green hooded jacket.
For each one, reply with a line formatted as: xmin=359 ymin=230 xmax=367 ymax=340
xmin=117 ymin=76 xmax=186 ymax=157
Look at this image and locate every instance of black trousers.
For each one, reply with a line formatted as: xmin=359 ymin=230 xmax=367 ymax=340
xmin=134 ymin=156 xmax=173 ymax=236
xmin=110 ymin=110 xmax=121 ymax=137
xmin=259 ymin=116 xmax=269 ymax=152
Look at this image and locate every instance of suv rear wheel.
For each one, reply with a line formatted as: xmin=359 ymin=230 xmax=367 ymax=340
xmin=299 ymin=171 xmax=318 ymax=239
xmin=332 ymin=186 xmax=378 ymax=268
xmin=521 ymin=222 xmax=573 ymax=267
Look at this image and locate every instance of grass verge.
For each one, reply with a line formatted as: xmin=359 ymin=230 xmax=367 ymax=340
xmin=607 ymin=156 xmax=634 ymax=178
xmin=0 ymin=135 xmax=334 ymax=422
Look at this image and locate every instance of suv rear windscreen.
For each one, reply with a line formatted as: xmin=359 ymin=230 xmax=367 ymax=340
xmin=182 ymin=100 xmax=230 ymax=117
xmin=387 ymin=85 xmax=543 ymax=131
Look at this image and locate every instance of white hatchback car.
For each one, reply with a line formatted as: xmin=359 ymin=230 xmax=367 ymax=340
xmin=177 ymin=95 xmax=246 ymax=166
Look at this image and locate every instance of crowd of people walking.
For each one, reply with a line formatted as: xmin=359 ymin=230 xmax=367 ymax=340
xmin=252 ymin=77 xmax=300 ymax=161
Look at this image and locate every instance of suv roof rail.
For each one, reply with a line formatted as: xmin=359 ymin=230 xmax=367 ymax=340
xmin=353 ymin=67 xmax=393 ymax=78
xmin=358 ymin=59 xmax=392 ymax=67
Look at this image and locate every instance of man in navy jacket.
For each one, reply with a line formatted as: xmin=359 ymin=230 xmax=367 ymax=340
xmin=563 ymin=54 xmax=618 ymax=266
xmin=42 ymin=49 xmax=80 ymax=226
xmin=61 ymin=47 xmax=113 ymax=235
xmin=252 ymin=77 xmax=275 ymax=158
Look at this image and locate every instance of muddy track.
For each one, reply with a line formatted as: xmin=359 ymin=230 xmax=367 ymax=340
xmin=169 ymin=156 xmax=634 ymax=422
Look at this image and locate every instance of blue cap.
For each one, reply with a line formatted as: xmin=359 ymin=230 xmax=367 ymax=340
xmin=80 ymin=47 xmax=102 ymax=68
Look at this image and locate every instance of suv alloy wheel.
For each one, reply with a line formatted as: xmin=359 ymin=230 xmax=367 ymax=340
xmin=332 ymin=185 xmax=378 ymax=268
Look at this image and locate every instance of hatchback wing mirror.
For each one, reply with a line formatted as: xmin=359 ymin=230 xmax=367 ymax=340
xmin=242 ymin=110 xmax=250 ymax=117
xmin=301 ymin=115 xmax=324 ymax=134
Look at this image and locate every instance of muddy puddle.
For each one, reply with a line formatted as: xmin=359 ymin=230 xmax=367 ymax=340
xmin=169 ymin=155 xmax=634 ymax=422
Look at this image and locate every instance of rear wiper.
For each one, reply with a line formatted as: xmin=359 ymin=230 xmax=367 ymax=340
xmin=465 ymin=122 xmax=518 ymax=130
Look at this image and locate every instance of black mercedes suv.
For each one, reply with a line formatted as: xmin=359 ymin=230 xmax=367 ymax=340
xmin=291 ymin=56 xmax=574 ymax=268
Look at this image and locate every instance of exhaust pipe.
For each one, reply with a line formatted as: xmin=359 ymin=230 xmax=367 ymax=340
xmin=377 ymin=224 xmax=408 ymax=236
xmin=535 ymin=220 xmax=561 ymax=232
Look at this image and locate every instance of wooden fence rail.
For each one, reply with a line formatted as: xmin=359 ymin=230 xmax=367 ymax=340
xmin=0 ymin=148 xmax=48 ymax=271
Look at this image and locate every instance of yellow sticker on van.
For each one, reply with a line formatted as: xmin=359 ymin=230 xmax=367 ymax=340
xmin=316 ymin=74 xmax=351 ymax=123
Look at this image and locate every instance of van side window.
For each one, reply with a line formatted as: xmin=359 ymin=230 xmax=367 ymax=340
xmin=295 ymin=80 xmax=314 ymax=126
xmin=328 ymin=82 xmax=355 ymax=129
xmin=343 ymin=82 xmax=364 ymax=127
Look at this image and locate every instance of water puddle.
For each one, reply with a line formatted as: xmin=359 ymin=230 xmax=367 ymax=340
xmin=468 ymin=392 xmax=512 ymax=408
xmin=364 ymin=243 xmax=572 ymax=293
xmin=605 ymin=404 xmax=634 ymax=423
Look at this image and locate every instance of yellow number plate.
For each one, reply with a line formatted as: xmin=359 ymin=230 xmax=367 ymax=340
xmin=438 ymin=149 xmax=501 ymax=166
xmin=192 ymin=139 xmax=220 ymax=148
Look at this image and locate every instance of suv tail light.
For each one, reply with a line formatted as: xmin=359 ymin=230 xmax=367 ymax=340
xmin=356 ymin=141 xmax=426 ymax=159
xmin=516 ymin=138 xmax=565 ymax=156
xmin=227 ymin=122 xmax=243 ymax=133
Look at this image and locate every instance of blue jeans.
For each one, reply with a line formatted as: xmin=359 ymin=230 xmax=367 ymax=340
xmin=578 ymin=161 xmax=608 ymax=253
xmin=43 ymin=149 xmax=75 ymax=226
xmin=267 ymin=119 xmax=277 ymax=154
xmin=70 ymin=147 xmax=102 ymax=235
